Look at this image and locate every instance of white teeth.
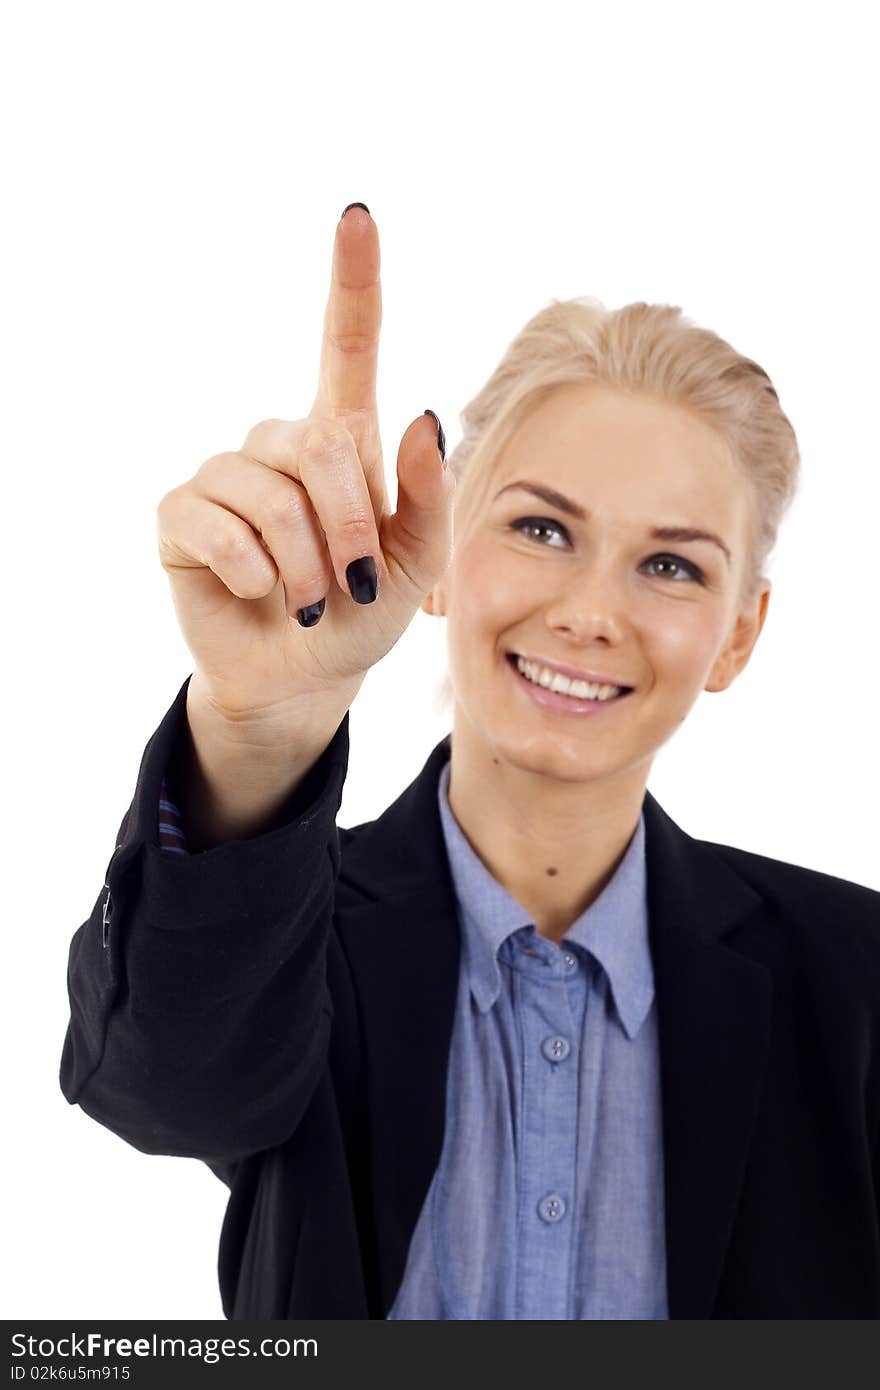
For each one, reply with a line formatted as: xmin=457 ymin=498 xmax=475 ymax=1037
xmin=514 ymin=656 xmax=625 ymax=701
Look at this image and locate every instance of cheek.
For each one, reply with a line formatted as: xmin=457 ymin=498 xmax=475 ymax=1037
xmin=450 ymin=541 xmax=518 ymax=629
xmin=454 ymin=536 xmax=492 ymax=586
xmin=651 ymin=609 xmax=728 ymax=684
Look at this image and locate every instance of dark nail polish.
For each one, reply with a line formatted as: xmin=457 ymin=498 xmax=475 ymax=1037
xmin=341 ymin=202 xmax=370 ymax=219
xmin=297 ymin=597 xmax=325 ymax=627
xmin=424 ymin=408 xmax=446 ymax=463
xmin=346 ymin=555 xmax=378 ymax=604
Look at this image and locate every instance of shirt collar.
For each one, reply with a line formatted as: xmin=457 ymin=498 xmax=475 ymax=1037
xmin=436 ymin=757 xmax=654 ymax=1039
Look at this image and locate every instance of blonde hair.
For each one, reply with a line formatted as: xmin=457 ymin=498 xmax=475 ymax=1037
xmin=433 ymin=296 xmax=801 ymax=715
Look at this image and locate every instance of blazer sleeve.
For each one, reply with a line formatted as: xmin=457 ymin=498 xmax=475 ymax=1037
xmin=59 ymin=673 xmax=351 ymax=1167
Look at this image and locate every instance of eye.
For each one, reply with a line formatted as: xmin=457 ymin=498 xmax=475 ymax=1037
xmin=643 ymin=554 xmax=705 ymax=584
xmin=509 ymin=519 xmax=706 ymax=583
xmin=509 ymin=516 xmax=569 ymax=547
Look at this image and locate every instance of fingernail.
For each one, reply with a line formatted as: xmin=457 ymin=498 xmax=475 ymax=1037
xmin=424 ymin=409 xmax=447 ymax=464
xmin=346 ymin=556 xmax=379 ymax=604
xmin=341 ymin=202 xmax=370 ymax=219
xmin=297 ymin=597 xmax=325 ymax=627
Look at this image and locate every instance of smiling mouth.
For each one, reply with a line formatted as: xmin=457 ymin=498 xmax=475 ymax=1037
xmin=505 ymin=651 xmax=634 ymax=694
xmin=504 ymin=651 xmax=636 ymax=706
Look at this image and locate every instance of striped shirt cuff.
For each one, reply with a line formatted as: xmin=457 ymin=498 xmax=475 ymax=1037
xmin=159 ymin=775 xmax=190 ymax=856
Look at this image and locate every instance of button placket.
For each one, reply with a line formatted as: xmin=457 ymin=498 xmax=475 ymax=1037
xmin=514 ymin=938 xmax=587 ymax=1318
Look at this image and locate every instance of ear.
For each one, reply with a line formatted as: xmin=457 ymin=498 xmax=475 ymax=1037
xmin=705 ymin=580 xmax=772 ymax=693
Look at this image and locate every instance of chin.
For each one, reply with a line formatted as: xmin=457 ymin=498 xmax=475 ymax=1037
xmin=491 ymin=727 xmax=611 ymax=784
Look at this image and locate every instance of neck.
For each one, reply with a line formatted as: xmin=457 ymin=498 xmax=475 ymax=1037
xmin=445 ymin=712 xmax=650 ymax=945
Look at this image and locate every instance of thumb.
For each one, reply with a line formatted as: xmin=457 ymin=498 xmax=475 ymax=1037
xmin=383 ymin=409 xmax=456 ymax=593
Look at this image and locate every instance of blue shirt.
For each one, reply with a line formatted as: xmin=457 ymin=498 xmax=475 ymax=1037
xmin=386 ymin=757 xmax=669 ymax=1319
xmin=158 ymin=753 xmax=668 ymax=1318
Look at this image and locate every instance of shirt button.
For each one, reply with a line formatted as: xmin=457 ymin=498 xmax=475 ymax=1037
xmin=541 ymin=1035 xmax=571 ymax=1062
xmin=563 ymin=951 xmax=577 ymax=970
xmin=538 ymin=1194 xmax=567 ymax=1223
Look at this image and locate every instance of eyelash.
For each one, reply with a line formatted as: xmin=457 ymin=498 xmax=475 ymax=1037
xmin=509 ymin=517 xmax=707 ymax=585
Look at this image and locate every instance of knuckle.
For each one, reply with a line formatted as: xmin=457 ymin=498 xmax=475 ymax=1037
xmin=208 ymin=524 xmax=252 ymax=567
xmin=241 ymin=418 xmax=282 ymax=452
xmin=289 ymin=562 xmax=331 ymax=600
xmin=156 ymin=487 xmax=178 ymax=521
xmin=260 ymin=487 xmax=303 ymax=531
xmin=196 ymin=451 xmax=238 ymax=485
xmin=301 ymin=419 xmax=354 ymax=460
xmin=326 ymin=329 xmax=377 ymax=355
xmin=337 ymin=513 xmax=375 ymax=544
xmin=156 ymin=484 xmax=192 ymax=535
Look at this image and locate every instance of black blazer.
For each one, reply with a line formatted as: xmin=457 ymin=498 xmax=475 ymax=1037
xmin=61 ymin=676 xmax=880 ymax=1319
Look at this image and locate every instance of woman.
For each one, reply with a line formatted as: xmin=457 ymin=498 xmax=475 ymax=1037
xmin=60 ymin=204 xmax=880 ymax=1319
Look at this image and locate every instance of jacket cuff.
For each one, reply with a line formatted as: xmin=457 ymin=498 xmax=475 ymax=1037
xmin=106 ymin=674 xmax=350 ymax=1009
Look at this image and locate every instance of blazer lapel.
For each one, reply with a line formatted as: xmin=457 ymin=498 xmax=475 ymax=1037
xmin=335 ymin=735 xmax=462 ymax=1316
xmin=641 ymin=792 xmax=773 ymax=1318
xmin=336 ymin=735 xmax=773 ymax=1319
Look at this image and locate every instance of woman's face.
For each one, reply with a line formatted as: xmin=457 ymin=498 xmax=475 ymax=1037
xmin=424 ymin=382 xmax=770 ymax=788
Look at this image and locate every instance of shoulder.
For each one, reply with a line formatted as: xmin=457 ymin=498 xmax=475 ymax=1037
xmin=704 ymin=837 xmax=878 ymax=914
xmin=701 ymin=836 xmax=880 ymax=976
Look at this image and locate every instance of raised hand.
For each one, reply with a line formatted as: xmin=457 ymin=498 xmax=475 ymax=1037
xmin=156 ymin=205 xmax=454 ymax=728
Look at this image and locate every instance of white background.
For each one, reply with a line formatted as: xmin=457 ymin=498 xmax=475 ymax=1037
xmin=3 ymin=0 xmax=877 ymax=1320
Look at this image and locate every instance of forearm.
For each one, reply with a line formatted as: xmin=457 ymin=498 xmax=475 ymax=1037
xmin=176 ymin=674 xmax=359 ymax=853
xmin=61 ymin=683 xmax=353 ymax=1163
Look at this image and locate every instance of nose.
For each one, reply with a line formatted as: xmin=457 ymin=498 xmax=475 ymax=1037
xmin=542 ymin=562 xmax=628 ymax=646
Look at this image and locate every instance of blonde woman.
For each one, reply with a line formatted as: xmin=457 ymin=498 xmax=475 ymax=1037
xmin=61 ymin=204 xmax=880 ymax=1319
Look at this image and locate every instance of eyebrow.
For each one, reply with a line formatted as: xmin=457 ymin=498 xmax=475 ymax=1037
xmin=494 ymin=479 xmax=732 ymax=565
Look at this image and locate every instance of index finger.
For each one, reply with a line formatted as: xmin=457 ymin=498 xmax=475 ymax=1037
xmin=311 ymin=204 xmax=381 ymax=422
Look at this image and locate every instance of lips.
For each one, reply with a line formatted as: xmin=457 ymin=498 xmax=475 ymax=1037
xmin=505 ymin=652 xmax=636 ymax=715
xmin=506 ymin=652 xmax=634 ymax=691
